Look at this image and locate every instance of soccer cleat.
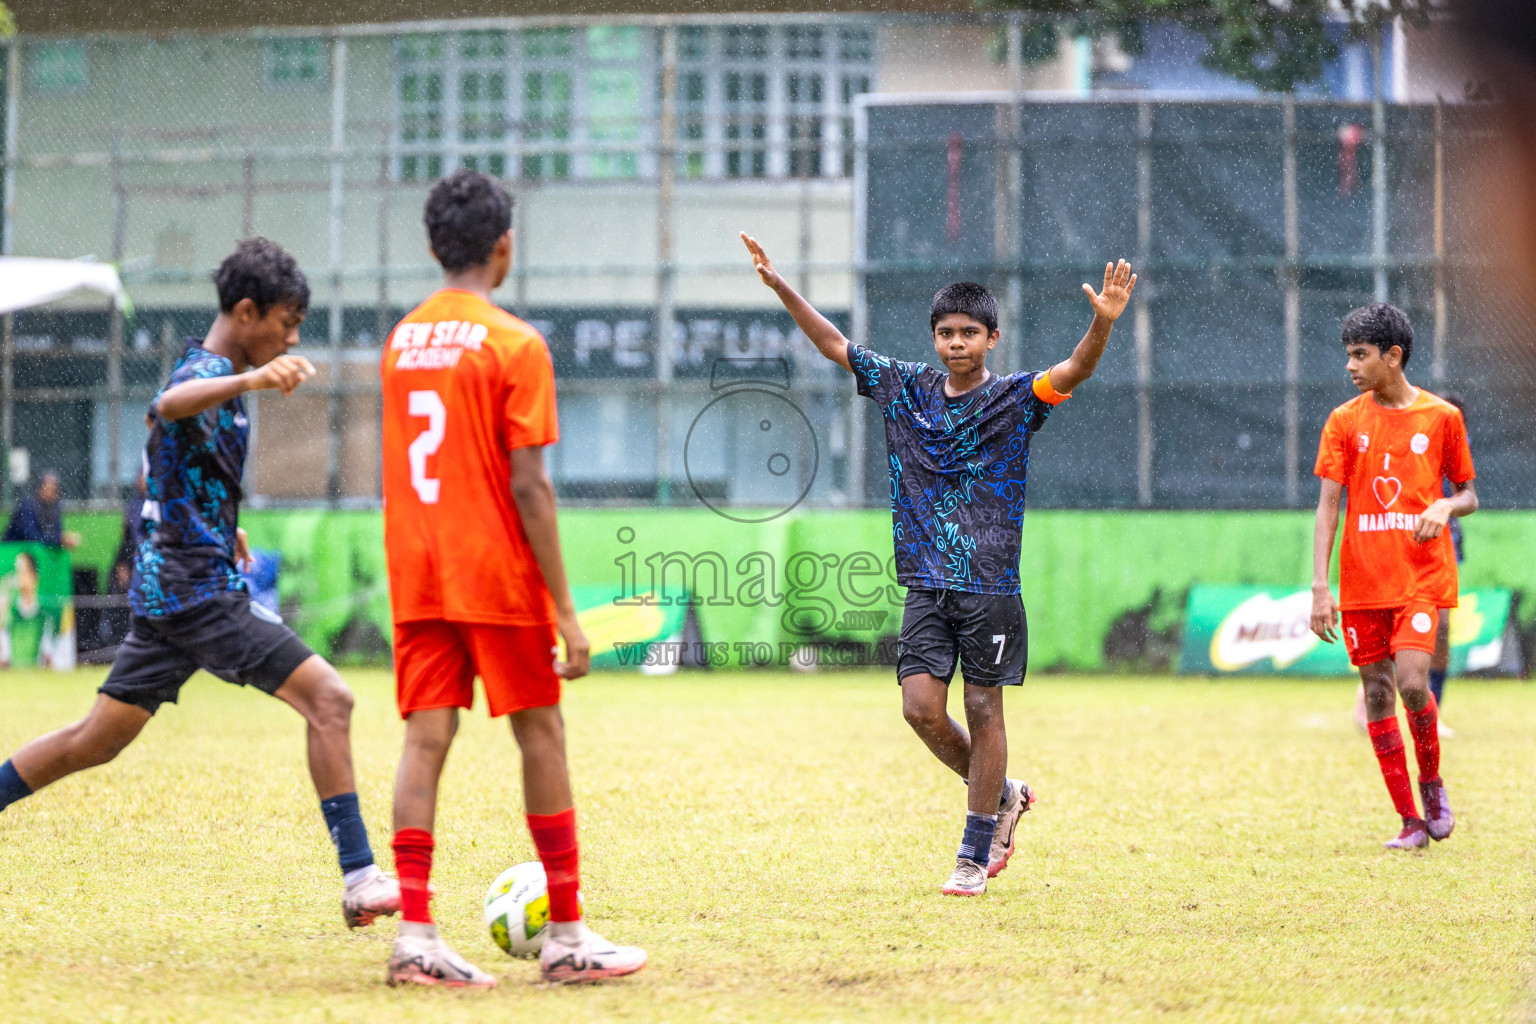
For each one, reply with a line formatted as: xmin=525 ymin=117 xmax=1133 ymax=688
xmin=1420 ymin=778 xmax=1455 ymax=841
xmin=987 ymin=779 xmax=1035 ymax=879
xmin=539 ymin=925 xmax=648 ymax=984
xmin=1384 ymin=816 xmax=1430 ymax=850
xmin=343 ymin=868 xmax=402 ymax=929
xmin=387 ymin=928 xmax=497 ymax=988
xmin=1437 ymin=720 xmax=1455 ymax=739
xmin=941 ymin=858 xmax=988 ymax=896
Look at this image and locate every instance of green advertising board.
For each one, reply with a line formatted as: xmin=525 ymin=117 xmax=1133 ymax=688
xmin=0 ymin=543 xmax=75 ymax=670
xmin=1179 ymin=585 xmax=1516 ymax=676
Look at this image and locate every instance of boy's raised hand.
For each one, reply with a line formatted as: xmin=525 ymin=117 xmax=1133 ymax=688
xmin=741 ymin=232 xmax=785 ymax=291
xmin=252 ymin=354 xmax=316 ymax=396
xmin=1082 ymin=259 xmax=1137 ymax=321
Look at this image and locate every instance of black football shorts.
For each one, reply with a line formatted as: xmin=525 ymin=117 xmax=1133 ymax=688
xmin=99 ymin=590 xmax=316 ymax=714
xmin=896 ymin=587 xmax=1028 ymax=687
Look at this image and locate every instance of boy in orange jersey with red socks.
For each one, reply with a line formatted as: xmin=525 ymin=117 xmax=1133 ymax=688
xmin=380 ymin=170 xmax=646 ymax=986
xmin=1311 ymin=302 xmax=1477 ymax=849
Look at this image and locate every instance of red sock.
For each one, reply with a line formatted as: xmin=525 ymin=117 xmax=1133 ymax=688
xmin=1406 ymin=695 xmax=1441 ymax=783
xmin=1367 ymin=717 xmax=1419 ymax=820
xmin=527 ymin=808 xmax=581 ymax=923
xmin=392 ymin=828 xmax=434 ymax=924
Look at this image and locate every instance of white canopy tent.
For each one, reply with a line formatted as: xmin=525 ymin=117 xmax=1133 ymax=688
xmin=0 ymin=258 xmax=126 ymax=315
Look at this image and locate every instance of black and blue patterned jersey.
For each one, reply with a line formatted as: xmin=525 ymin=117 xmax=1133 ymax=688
xmin=131 ymin=343 xmax=249 ymax=617
xmin=849 ymin=342 xmax=1069 ymax=596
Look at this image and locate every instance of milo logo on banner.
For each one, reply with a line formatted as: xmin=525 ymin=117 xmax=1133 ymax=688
xmin=1179 ymin=585 xmax=1517 ymax=676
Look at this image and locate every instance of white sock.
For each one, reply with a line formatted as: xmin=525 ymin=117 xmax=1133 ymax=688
xmin=399 ymin=920 xmax=438 ymax=941
xmin=548 ymin=920 xmax=585 ymax=943
xmin=343 ymin=863 xmax=382 ymax=889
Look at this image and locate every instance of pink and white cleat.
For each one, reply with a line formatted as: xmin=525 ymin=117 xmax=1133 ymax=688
xmin=941 ymin=858 xmax=988 ymax=897
xmin=540 ymin=924 xmax=648 ymax=984
xmin=1384 ymin=816 xmax=1430 ymax=850
xmin=987 ymin=779 xmax=1035 ymax=879
xmin=1420 ymin=778 xmax=1455 ymax=841
xmin=387 ymin=924 xmax=497 ymax=988
xmin=342 ymin=866 xmax=401 ymax=929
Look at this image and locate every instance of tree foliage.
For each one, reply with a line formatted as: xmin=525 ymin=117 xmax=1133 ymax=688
xmin=977 ymin=1 xmax=1435 ymax=93
xmin=0 ymin=3 xmax=14 ymax=38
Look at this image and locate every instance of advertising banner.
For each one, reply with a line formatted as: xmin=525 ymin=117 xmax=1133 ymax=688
xmin=0 ymin=543 xmax=75 ymax=671
xmin=1179 ymin=585 xmax=1516 ymax=676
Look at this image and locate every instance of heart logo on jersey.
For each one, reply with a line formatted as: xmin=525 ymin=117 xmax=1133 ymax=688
xmin=1372 ymin=476 xmax=1401 ymax=509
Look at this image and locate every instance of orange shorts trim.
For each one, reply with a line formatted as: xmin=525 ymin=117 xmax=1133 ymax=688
xmin=394 ymin=619 xmax=561 ymax=719
xmin=1341 ymin=604 xmax=1440 ymax=667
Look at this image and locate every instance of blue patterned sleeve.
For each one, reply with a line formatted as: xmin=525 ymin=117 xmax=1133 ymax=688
xmin=848 ymin=343 xmax=922 ymax=406
xmin=1017 ymin=370 xmax=1067 ymax=433
xmin=152 ymin=350 xmax=235 ymax=420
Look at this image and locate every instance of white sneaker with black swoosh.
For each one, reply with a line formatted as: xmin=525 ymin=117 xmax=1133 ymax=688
xmin=988 ymin=779 xmax=1035 ymax=879
xmin=539 ymin=923 xmax=648 ymax=984
xmin=386 ymin=923 xmax=497 ymax=988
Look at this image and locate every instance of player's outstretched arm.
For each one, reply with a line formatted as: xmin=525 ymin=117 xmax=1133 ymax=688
xmin=156 ymin=355 xmax=316 ymax=421
xmin=510 ymin=445 xmax=591 ymax=680
xmin=1310 ymin=478 xmax=1344 ymax=643
xmin=740 ymin=231 xmax=852 ymax=372
xmin=1048 ymin=260 xmax=1137 ymax=396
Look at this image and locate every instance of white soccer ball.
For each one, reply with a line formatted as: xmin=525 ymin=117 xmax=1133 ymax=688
xmin=483 ymin=862 xmax=581 ymax=958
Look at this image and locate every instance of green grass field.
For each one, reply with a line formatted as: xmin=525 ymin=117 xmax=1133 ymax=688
xmin=0 ymin=667 xmax=1532 ymax=1023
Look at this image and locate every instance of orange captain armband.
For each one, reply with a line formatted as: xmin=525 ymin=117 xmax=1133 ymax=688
xmin=1032 ymin=370 xmax=1071 ymax=405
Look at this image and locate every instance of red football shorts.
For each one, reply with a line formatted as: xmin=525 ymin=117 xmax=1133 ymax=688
xmin=394 ymin=619 xmax=561 ymax=719
xmin=1341 ymin=604 xmax=1441 ymax=667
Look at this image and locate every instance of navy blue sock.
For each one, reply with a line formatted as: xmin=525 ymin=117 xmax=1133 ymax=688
xmin=958 ymin=812 xmax=997 ymax=867
xmin=320 ymin=792 xmax=375 ymax=874
xmin=1429 ymin=669 xmax=1447 ymax=707
xmin=0 ymin=759 xmax=33 ymax=813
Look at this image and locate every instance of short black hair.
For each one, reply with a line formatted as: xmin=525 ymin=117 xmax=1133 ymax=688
xmin=930 ymin=282 xmax=998 ymax=333
xmin=425 ymin=169 xmax=514 ymax=273
xmin=1341 ymin=302 xmax=1413 ymax=367
xmin=213 ymin=238 xmax=309 ymax=316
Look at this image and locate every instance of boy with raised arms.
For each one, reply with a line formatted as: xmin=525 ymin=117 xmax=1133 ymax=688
xmin=743 ymin=231 xmax=1135 ymax=895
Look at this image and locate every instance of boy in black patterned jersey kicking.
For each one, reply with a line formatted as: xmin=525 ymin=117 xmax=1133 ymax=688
xmin=0 ymin=239 xmax=398 ymax=929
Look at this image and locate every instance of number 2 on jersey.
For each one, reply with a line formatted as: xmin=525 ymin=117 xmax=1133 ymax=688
xmin=407 ymin=390 xmax=446 ymax=504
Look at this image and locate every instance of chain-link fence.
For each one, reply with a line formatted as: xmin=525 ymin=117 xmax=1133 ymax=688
xmin=2 ymin=16 xmax=1530 ymax=511
xmin=858 ymin=95 xmax=1536 ymax=509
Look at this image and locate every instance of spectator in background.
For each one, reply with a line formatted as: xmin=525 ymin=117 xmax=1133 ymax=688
xmin=3 ymin=471 xmax=81 ymax=551
xmin=110 ymin=471 xmax=149 ymax=595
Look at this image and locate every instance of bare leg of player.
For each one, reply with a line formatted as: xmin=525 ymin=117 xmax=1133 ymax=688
xmin=901 ymin=674 xmax=971 ymax=779
xmin=386 ymin=708 xmax=495 ymax=989
xmin=276 ymin=656 xmax=400 ymax=928
xmin=509 ymin=704 xmax=647 ymax=983
xmin=7 ymin=694 xmax=151 ymax=791
xmin=274 ymin=655 xmax=359 ymax=801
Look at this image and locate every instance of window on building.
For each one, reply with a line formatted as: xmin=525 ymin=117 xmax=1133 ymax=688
xmin=674 ymin=23 xmax=875 ymax=181
xmin=266 ymin=38 xmax=327 ymax=87
xmin=393 ymin=22 xmax=875 ymax=183
xmin=30 ymin=42 xmax=88 ymax=93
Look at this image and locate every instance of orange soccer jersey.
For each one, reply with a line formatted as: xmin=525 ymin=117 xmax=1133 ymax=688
xmin=380 ymin=289 xmax=559 ymax=626
xmin=1314 ymin=388 xmax=1475 ymax=611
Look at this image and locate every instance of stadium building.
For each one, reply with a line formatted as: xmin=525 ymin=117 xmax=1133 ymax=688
xmin=0 ymin=2 xmax=1477 ymax=506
